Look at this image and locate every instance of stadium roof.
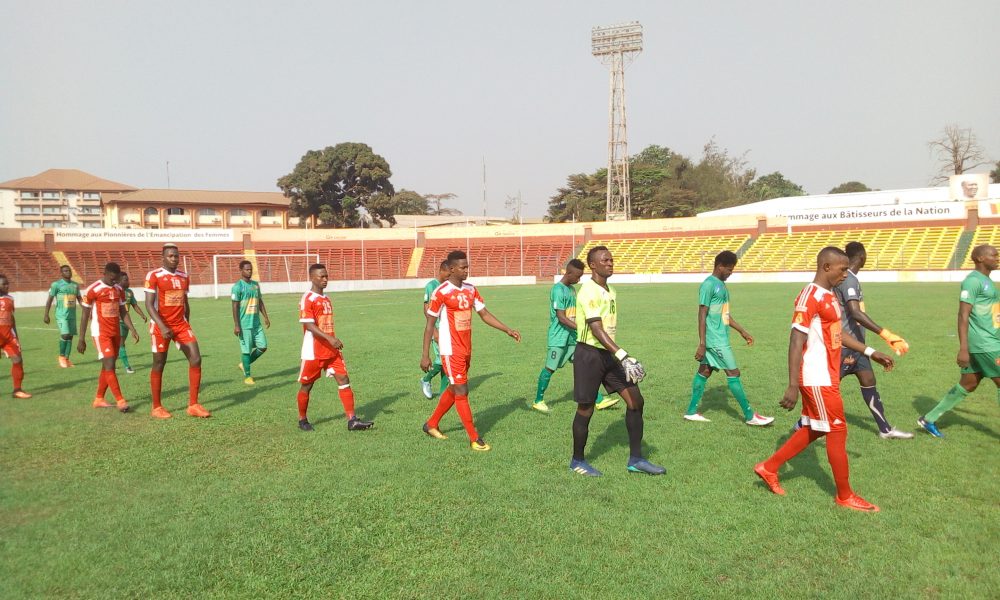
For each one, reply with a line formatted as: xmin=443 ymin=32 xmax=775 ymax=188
xmin=106 ymin=188 xmax=290 ymax=207
xmin=0 ymin=169 xmax=137 ymax=192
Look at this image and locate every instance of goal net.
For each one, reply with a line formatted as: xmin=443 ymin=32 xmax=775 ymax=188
xmin=212 ymin=253 xmax=320 ymax=298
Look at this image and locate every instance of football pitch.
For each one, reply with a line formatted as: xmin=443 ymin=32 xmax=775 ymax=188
xmin=2 ymin=282 xmax=998 ymax=599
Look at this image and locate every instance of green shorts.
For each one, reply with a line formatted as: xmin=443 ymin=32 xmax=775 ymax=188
xmin=701 ymin=346 xmax=738 ymax=371
xmin=431 ymin=339 xmax=441 ymax=367
xmin=239 ymin=327 xmax=268 ymax=354
xmin=56 ymin=316 xmax=75 ymax=337
xmin=546 ymin=344 xmax=575 ymax=371
xmin=961 ymin=351 xmax=1000 ymax=378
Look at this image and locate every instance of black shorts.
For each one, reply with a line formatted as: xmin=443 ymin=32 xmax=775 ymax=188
xmin=573 ymin=342 xmax=631 ymax=403
xmin=840 ymin=348 xmax=872 ymax=376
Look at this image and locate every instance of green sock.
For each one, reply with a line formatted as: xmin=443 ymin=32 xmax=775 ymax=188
xmin=241 ymin=354 xmax=252 ymax=377
xmin=727 ymin=376 xmax=754 ymax=421
xmin=422 ymin=364 xmax=442 ymax=383
xmin=58 ymin=339 xmax=68 ymax=357
xmin=687 ymin=373 xmax=708 ymax=415
xmin=249 ymin=348 xmax=265 ymax=364
xmin=439 ymin=375 xmax=449 ymax=394
xmin=536 ymin=368 xmax=553 ymax=403
xmin=119 ymin=346 xmax=131 ymax=369
xmin=925 ymin=384 xmax=969 ymax=423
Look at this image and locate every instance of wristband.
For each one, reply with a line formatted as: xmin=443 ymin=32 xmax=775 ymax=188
xmin=614 ymin=348 xmax=628 ymax=361
xmin=863 ymin=346 xmax=875 ymax=357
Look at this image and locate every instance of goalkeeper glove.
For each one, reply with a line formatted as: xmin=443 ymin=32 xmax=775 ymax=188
xmin=615 ymin=348 xmax=646 ymax=384
xmin=879 ymin=328 xmax=910 ymax=356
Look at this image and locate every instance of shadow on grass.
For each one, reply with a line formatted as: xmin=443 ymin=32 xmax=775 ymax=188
xmin=699 ymin=385 xmax=744 ymax=424
xmin=585 ymin=412 xmax=660 ymax=464
xmin=912 ymin=394 xmax=1000 ymax=441
xmin=476 ymin=396 xmax=524 ymax=436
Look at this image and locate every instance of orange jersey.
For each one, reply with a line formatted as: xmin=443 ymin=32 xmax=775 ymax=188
xmin=144 ymin=268 xmax=189 ymax=326
xmin=299 ymin=291 xmax=336 ymax=360
xmin=426 ymin=281 xmax=485 ymax=357
xmin=0 ymin=295 xmax=14 ymax=335
xmin=82 ymin=280 xmax=125 ymax=337
xmin=791 ymin=283 xmax=843 ymax=388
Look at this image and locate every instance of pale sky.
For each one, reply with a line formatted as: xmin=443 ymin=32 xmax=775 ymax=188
xmin=1 ymin=0 xmax=997 ymax=219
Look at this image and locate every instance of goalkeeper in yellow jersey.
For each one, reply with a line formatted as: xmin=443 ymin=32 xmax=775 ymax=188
xmin=831 ymin=242 xmax=913 ymax=439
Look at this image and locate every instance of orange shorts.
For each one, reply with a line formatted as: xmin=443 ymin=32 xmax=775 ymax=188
xmin=442 ymin=354 xmax=471 ymax=385
xmin=799 ymin=385 xmax=846 ymax=433
xmin=93 ymin=334 xmax=121 ymax=359
xmin=299 ymin=353 xmax=348 ymax=384
xmin=150 ymin=322 xmax=197 ymax=353
xmin=0 ymin=332 xmax=21 ymax=359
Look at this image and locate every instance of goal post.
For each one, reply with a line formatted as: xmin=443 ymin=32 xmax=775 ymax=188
xmin=212 ymin=253 xmax=320 ymax=299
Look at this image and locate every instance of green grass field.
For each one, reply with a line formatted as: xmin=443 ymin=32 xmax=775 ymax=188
xmin=1 ymin=282 xmax=998 ymax=599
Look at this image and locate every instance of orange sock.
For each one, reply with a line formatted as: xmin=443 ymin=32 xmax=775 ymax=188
xmin=12 ymin=362 xmax=24 ymax=389
xmin=150 ymin=370 xmax=163 ymax=408
xmin=297 ymin=389 xmax=310 ymax=420
xmin=428 ymin=388 xmax=455 ymax=429
xmin=453 ymin=394 xmax=478 ymax=441
xmin=104 ymin=369 xmax=123 ymax=402
xmin=763 ymin=426 xmax=823 ymax=472
xmin=338 ymin=384 xmax=355 ymax=419
xmin=826 ymin=429 xmax=854 ymax=500
xmin=96 ymin=370 xmax=109 ymax=399
xmin=188 ymin=366 xmax=201 ymax=406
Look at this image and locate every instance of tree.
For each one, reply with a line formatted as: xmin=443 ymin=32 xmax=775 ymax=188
xmin=927 ymin=124 xmax=992 ymax=184
xmin=277 ymin=142 xmax=394 ymax=228
xmin=991 ymin=161 xmax=1000 ymax=184
xmin=390 ymin=189 xmax=430 ymax=215
xmin=747 ymin=172 xmax=806 ymax=201
xmin=828 ymin=181 xmax=871 ymax=194
xmin=546 ymin=172 xmax=606 ymax=222
xmin=424 ymin=193 xmax=461 ymax=216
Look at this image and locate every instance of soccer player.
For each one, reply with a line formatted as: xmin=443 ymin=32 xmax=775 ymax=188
xmin=919 ymin=244 xmax=1000 ymax=437
xmin=533 ymin=259 xmax=616 ymax=414
xmin=78 ymin=262 xmax=140 ymax=412
xmin=296 ymin=263 xmax=374 ymax=432
xmin=420 ymin=250 xmax=521 ymax=451
xmin=686 ymin=251 xmax=773 ymax=426
xmin=43 ymin=264 xmax=82 ymax=368
xmin=568 ymin=246 xmax=665 ymax=476
xmin=232 ymin=260 xmax=270 ymax=385
xmin=144 ymin=243 xmax=210 ymax=419
xmin=0 ymin=275 xmax=32 ymax=398
xmin=754 ymin=247 xmax=893 ymax=512
xmin=834 ymin=241 xmax=913 ymax=439
xmin=117 ymin=272 xmax=147 ymax=374
xmin=419 ymin=260 xmax=450 ymax=399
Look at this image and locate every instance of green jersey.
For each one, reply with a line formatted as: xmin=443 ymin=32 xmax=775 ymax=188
xmin=959 ymin=270 xmax=1000 ymax=353
xmin=48 ymin=278 xmax=79 ymax=319
xmin=699 ymin=275 xmax=731 ymax=348
xmin=424 ymin=278 xmax=444 ymax=322
xmin=231 ymin=279 xmax=263 ymax=329
xmin=121 ymin=288 xmax=138 ymax=322
xmin=547 ymin=282 xmax=577 ymax=347
xmin=576 ymin=279 xmax=617 ymax=350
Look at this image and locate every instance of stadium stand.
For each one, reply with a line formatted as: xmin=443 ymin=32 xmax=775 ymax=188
xmin=738 ymin=227 xmax=963 ymax=271
xmin=576 ymin=234 xmax=751 ymax=273
xmin=960 ymin=224 xmax=1000 ymax=269
xmin=255 ymin=241 xmax=413 ymax=281
xmin=417 ymin=238 xmax=575 ymax=279
xmin=0 ymin=244 xmax=62 ymax=291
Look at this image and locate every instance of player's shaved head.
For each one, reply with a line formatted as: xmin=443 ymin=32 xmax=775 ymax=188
xmin=162 ymin=243 xmax=178 ymax=255
xmin=239 ymin=260 xmax=252 ymax=269
xmin=971 ymin=244 xmax=996 ymax=262
xmin=817 ymin=246 xmax=847 ymax=268
xmin=309 ymin=263 xmax=326 ymax=275
xmin=446 ymin=250 xmax=467 ymax=265
xmin=586 ymin=245 xmax=610 ymax=267
xmin=439 ymin=260 xmax=449 ymax=271
xmin=714 ymin=251 xmax=737 ymax=268
xmin=845 ymin=241 xmax=866 ymax=261
xmin=566 ymin=258 xmax=585 ymax=271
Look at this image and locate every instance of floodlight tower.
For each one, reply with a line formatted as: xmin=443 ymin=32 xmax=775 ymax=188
xmin=592 ymin=21 xmax=642 ymax=221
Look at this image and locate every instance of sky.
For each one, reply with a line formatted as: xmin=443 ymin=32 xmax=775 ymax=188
xmin=1 ymin=0 xmax=997 ymax=219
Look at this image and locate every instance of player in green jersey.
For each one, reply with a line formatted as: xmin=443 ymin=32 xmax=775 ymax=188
xmin=420 ymin=260 xmax=450 ymax=399
xmin=43 ymin=265 xmax=82 ymax=368
xmin=232 ymin=260 xmax=271 ymax=385
xmin=686 ymin=251 xmax=773 ymax=426
xmin=533 ymin=259 xmax=616 ymax=413
xmin=117 ymin=272 xmax=148 ymax=374
xmin=919 ymin=244 xmax=1000 ymax=437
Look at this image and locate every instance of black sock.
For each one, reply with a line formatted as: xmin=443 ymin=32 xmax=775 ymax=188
xmin=625 ymin=407 xmax=644 ymax=458
xmin=572 ymin=411 xmax=593 ymax=461
xmin=860 ymin=386 xmax=891 ymax=433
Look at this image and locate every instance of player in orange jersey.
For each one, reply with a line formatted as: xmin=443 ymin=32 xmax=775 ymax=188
xmin=78 ymin=262 xmax=140 ymax=412
xmin=295 ymin=263 xmax=374 ymax=432
xmin=144 ymin=244 xmax=209 ymax=419
xmin=0 ymin=275 xmax=31 ymax=398
xmin=754 ymin=247 xmax=894 ymax=512
xmin=420 ymin=250 xmax=521 ymax=451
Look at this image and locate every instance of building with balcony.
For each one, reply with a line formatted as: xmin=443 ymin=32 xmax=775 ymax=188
xmin=103 ymin=189 xmax=292 ymax=229
xmin=0 ymin=169 xmax=137 ymax=229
